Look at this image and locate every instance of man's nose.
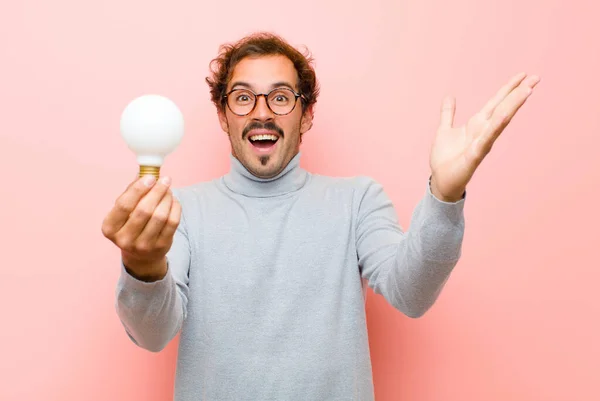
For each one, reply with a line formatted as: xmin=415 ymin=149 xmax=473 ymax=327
xmin=252 ymin=95 xmax=274 ymax=121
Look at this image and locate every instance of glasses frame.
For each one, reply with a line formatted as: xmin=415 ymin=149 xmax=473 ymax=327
xmin=223 ymin=87 xmax=305 ymax=116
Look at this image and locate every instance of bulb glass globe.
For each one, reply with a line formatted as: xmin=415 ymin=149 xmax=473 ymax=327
xmin=120 ymin=94 xmax=184 ymax=178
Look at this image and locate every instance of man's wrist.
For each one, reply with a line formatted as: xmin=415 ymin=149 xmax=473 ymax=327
xmin=429 ymin=176 xmax=465 ymax=203
xmin=123 ymin=256 xmax=168 ymax=282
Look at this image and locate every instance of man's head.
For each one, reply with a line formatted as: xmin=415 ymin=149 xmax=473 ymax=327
xmin=206 ymin=32 xmax=320 ymax=178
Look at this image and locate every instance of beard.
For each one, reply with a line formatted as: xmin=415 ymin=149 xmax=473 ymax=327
xmin=241 ymin=121 xmax=281 ymax=171
xmin=226 ymin=118 xmax=303 ymax=178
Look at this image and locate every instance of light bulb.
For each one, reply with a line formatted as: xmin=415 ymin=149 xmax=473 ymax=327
xmin=120 ymin=94 xmax=185 ymax=179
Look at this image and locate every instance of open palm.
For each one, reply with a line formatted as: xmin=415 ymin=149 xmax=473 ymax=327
xmin=429 ymin=72 xmax=541 ymax=201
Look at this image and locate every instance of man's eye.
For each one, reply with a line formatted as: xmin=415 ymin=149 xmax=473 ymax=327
xmin=236 ymin=94 xmax=252 ymax=103
xmin=271 ymin=93 xmax=290 ymax=104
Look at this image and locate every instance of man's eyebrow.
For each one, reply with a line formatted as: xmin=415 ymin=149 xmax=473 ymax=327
xmin=229 ymin=81 xmax=298 ymax=92
xmin=229 ymin=81 xmax=253 ymax=90
xmin=270 ymin=81 xmax=297 ymax=91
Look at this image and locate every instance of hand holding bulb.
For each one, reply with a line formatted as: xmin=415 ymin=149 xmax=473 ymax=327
xmin=101 ymin=94 xmax=185 ymax=282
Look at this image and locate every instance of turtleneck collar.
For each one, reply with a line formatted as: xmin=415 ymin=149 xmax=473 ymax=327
xmin=222 ymin=153 xmax=308 ymax=197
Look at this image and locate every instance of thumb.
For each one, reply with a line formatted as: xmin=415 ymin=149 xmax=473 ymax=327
xmin=439 ymin=96 xmax=456 ymax=128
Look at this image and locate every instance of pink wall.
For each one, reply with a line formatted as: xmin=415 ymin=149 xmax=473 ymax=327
xmin=1 ymin=0 xmax=598 ymax=400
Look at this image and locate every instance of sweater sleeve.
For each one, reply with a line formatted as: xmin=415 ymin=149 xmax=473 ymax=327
xmin=114 ymin=189 xmax=191 ymax=352
xmin=355 ymin=177 xmax=465 ymax=318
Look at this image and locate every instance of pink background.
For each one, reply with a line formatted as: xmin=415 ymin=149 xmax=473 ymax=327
xmin=1 ymin=0 xmax=598 ymax=400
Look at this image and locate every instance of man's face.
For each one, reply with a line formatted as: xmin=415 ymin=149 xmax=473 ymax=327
xmin=218 ymin=55 xmax=313 ymax=179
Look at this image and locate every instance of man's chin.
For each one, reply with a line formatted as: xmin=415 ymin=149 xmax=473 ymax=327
xmin=237 ymin=150 xmax=296 ymax=179
xmin=251 ymin=166 xmax=282 ymax=179
xmin=259 ymin=155 xmax=271 ymax=167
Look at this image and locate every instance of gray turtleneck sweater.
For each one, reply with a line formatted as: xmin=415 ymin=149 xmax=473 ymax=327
xmin=115 ymin=153 xmax=465 ymax=401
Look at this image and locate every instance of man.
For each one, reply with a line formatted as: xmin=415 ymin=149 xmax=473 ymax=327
xmin=102 ymin=32 xmax=539 ymax=400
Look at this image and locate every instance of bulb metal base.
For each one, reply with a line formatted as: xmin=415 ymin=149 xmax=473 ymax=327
xmin=139 ymin=165 xmax=161 ymax=179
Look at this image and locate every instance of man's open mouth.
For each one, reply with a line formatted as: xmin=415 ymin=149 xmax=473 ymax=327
xmin=249 ymin=133 xmax=279 ymax=149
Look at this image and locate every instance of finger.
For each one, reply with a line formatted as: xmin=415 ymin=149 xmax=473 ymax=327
xmin=135 ymin=189 xmax=174 ymax=248
xmin=490 ymin=82 xmax=534 ymax=133
xmin=156 ymin=197 xmax=182 ymax=248
xmin=102 ymin=175 xmax=157 ymax=238
xmin=476 ymin=84 xmax=533 ymax=154
xmin=114 ymin=176 xmax=172 ymax=244
xmin=439 ymin=96 xmax=456 ymax=129
xmin=479 ymin=72 xmax=527 ymax=119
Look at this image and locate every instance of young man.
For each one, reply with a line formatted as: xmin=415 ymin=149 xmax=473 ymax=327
xmin=102 ymin=32 xmax=539 ymax=400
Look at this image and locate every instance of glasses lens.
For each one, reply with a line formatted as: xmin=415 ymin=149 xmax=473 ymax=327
xmin=228 ymin=89 xmax=256 ymax=115
xmin=268 ymin=88 xmax=296 ymax=115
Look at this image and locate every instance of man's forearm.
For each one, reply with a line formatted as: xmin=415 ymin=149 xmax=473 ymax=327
xmin=116 ymin=259 xmax=185 ymax=352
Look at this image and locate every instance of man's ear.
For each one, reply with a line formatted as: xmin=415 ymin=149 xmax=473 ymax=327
xmin=300 ymin=106 xmax=314 ymax=134
xmin=218 ymin=109 xmax=229 ymax=134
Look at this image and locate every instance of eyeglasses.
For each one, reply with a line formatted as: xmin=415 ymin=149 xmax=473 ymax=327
xmin=224 ymin=87 xmax=304 ymax=116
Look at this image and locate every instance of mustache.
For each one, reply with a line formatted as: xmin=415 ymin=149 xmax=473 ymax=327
xmin=242 ymin=121 xmax=284 ymax=140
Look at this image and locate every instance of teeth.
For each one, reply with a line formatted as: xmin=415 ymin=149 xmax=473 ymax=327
xmin=249 ymin=134 xmax=278 ymax=141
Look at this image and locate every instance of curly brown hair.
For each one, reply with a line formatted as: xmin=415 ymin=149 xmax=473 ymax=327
xmin=206 ymin=32 xmax=320 ymax=114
